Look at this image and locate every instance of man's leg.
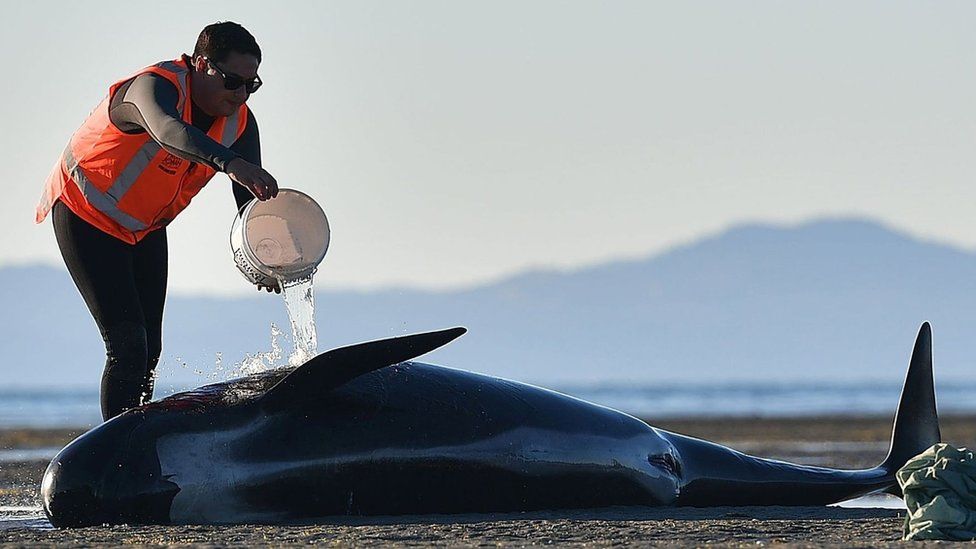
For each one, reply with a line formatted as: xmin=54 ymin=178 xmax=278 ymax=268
xmin=132 ymin=226 xmax=168 ymax=404
xmin=52 ymin=200 xmax=150 ymax=420
xmin=100 ymin=323 xmax=149 ymax=418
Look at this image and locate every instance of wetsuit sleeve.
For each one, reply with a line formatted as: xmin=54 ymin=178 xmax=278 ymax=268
xmin=110 ymin=73 xmax=239 ymax=172
xmin=230 ymin=109 xmax=260 ymax=212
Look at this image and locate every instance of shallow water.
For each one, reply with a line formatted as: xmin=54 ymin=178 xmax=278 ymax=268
xmin=564 ymin=380 xmax=976 ymax=418
xmin=0 ymin=507 xmax=49 ymax=531
xmin=0 ymin=448 xmax=59 ymax=463
xmin=835 ymin=494 xmax=904 ymax=509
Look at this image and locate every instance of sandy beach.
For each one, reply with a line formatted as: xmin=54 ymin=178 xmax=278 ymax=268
xmin=2 ymin=415 xmax=974 ymax=546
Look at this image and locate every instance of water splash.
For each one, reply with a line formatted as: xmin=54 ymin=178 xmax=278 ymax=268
xmin=232 ymin=323 xmax=287 ymax=377
xmin=207 ymin=352 xmax=225 ymax=381
xmin=279 ymin=274 xmax=317 ymax=366
xmin=159 ymin=274 xmax=318 ymax=388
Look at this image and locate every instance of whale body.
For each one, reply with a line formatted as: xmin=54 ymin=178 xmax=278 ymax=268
xmin=41 ymin=324 xmax=939 ymax=527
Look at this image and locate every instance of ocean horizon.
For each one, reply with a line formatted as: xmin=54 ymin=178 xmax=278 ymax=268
xmin=2 ymin=380 xmax=973 ymax=430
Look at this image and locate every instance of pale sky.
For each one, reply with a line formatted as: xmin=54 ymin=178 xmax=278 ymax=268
xmin=3 ymin=1 xmax=974 ymax=295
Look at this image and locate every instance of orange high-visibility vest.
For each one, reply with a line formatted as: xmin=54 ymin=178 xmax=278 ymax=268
xmin=35 ymin=57 xmax=248 ymax=244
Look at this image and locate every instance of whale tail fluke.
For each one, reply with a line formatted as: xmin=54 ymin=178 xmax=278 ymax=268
xmin=878 ymin=322 xmax=941 ymax=493
xmin=670 ymin=322 xmax=941 ymax=506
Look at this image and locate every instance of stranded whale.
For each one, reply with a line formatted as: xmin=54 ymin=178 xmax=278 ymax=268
xmin=41 ymin=323 xmax=939 ymax=527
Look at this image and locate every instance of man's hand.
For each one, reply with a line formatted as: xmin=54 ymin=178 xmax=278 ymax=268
xmin=258 ymin=280 xmax=281 ymax=294
xmin=226 ymin=158 xmax=279 ymax=201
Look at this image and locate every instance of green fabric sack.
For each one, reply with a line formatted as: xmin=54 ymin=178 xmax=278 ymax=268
xmin=897 ymin=443 xmax=976 ymax=541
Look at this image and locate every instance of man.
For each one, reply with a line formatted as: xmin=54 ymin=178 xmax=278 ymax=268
xmin=35 ymin=22 xmax=279 ymax=421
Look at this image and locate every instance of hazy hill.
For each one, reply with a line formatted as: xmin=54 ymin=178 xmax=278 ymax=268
xmin=3 ymin=218 xmax=975 ymax=390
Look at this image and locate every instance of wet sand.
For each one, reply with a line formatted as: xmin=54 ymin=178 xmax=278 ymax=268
xmin=2 ymin=415 xmax=974 ymax=546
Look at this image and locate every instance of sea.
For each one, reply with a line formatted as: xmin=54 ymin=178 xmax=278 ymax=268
xmin=1 ymin=380 xmax=974 ymax=429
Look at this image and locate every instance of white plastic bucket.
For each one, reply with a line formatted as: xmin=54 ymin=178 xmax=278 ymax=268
xmin=230 ymin=189 xmax=330 ymax=287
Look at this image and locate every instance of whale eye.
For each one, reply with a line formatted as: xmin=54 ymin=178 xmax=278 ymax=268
xmin=648 ymin=453 xmax=682 ymax=477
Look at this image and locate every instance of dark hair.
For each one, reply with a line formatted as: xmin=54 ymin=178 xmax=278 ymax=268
xmin=193 ymin=22 xmax=261 ymax=64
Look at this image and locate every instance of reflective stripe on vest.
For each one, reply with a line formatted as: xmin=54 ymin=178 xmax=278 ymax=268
xmin=36 ymin=56 xmax=249 ymax=239
xmin=221 ymin=109 xmax=241 ymax=147
xmin=156 ymin=60 xmax=239 ymax=146
xmin=155 ymin=61 xmax=188 ymax=112
xmin=61 ymin=62 xmax=203 ymax=233
xmin=63 ymin=146 xmax=149 ymax=232
xmin=64 ymin=61 xmax=193 ymax=232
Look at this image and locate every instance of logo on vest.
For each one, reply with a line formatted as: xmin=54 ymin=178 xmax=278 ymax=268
xmin=158 ymin=153 xmax=184 ymax=175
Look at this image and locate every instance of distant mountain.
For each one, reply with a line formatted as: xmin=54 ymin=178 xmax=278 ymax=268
xmin=3 ymin=217 xmax=976 ymax=391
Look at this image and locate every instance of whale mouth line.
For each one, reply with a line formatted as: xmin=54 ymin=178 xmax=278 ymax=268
xmin=648 ymin=453 xmax=682 ymax=478
xmin=44 ymin=485 xmax=98 ymax=528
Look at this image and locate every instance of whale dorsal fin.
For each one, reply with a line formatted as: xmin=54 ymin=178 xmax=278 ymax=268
xmin=259 ymin=327 xmax=467 ymax=413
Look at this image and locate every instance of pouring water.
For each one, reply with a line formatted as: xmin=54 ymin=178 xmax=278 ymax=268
xmin=280 ymin=274 xmax=317 ymax=366
xmin=230 ymin=189 xmax=330 ymax=367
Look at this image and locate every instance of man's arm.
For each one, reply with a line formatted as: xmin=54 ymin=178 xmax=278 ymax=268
xmin=110 ymin=73 xmax=277 ymax=200
xmin=110 ymin=73 xmax=239 ymax=171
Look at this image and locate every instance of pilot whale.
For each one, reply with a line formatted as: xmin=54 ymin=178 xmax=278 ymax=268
xmin=42 ymin=323 xmax=939 ymax=527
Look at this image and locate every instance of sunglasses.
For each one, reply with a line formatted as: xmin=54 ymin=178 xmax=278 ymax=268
xmin=205 ymin=58 xmax=263 ymax=94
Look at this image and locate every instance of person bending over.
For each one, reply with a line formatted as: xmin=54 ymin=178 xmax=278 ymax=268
xmin=36 ymin=22 xmax=281 ymax=420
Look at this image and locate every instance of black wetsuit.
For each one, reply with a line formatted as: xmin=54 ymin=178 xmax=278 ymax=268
xmin=53 ymin=67 xmax=260 ymax=420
